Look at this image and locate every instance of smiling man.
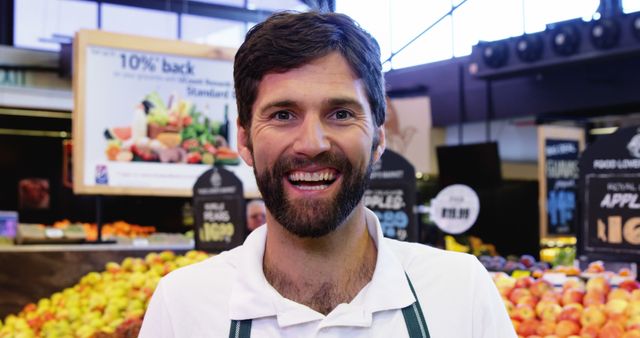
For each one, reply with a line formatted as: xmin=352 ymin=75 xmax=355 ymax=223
xmin=140 ymin=11 xmax=516 ymax=338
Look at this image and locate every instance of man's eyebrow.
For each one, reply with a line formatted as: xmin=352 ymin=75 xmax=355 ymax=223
xmin=327 ymin=97 xmax=364 ymax=111
xmin=258 ymin=100 xmax=299 ymax=114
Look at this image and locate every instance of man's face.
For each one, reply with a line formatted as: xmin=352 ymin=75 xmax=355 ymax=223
xmin=237 ymin=52 xmax=385 ymax=238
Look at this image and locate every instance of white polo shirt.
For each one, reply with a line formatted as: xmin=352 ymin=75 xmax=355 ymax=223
xmin=140 ymin=208 xmax=516 ymax=338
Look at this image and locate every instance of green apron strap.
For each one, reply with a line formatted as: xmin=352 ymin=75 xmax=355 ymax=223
xmin=228 ymin=319 xmax=252 ymax=338
xmin=228 ymin=273 xmax=429 ymax=338
xmin=401 ymin=273 xmax=430 ymax=338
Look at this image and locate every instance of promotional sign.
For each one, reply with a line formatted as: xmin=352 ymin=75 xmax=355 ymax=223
xmin=73 ymin=30 xmax=258 ymax=197
xmin=579 ymin=126 xmax=640 ymax=261
xmin=364 ymin=150 xmax=417 ymax=241
xmin=385 ymin=95 xmax=431 ymax=173
xmin=538 ymin=125 xmax=585 ymax=238
xmin=544 ymin=139 xmax=580 ymax=235
xmin=430 ymin=184 xmax=480 ymax=234
xmin=193 ymin=167 xmax=245 ymax=252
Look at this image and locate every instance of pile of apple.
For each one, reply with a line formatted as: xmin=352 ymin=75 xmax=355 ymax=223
xmin=494 ymin=273 xmax=640 ymax=337
xmin=0 ymin=250 xmax=209 ymax=338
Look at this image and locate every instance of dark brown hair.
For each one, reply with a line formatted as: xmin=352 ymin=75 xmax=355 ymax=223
xmin=233 ymin=11 xmax=385 ymax=131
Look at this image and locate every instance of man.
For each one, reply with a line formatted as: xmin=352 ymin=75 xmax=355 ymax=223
xmin=246 ymin=199 xmax=266 ymax=232
xmin=140 ymin=11 xmax=515 ymax=337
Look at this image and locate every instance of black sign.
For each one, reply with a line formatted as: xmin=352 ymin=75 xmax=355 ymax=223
xmin=579 ymin=126 xmax=640 ymax=261
xmin=364 ymin=150 xmax=417 ymax=241
xmin=545 ymin=139 xmax=580 ymax=235
xmin=193 ymin=167 xmax=245 ymax=252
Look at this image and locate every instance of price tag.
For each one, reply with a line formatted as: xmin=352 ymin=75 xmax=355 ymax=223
xmin=44 ymin=228 xmax=64 ymax=239
xmin=132 ymin=238 xmax=149 ymax=246
xmin=430 ymin=184 xmax=480 ymax=234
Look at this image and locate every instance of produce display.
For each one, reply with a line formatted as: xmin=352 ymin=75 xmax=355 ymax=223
xmin=16 ymin=221 xmax=160 ymax=244
xmin=104 ymin=92 xmax=239 ymax=166
xmin=2 ymin=249 xmax=638 ymax=338
xmin=0 ymin=250 xmax=209 ymax=338
xmin=495 ymin=272 xmax=640 ymax=338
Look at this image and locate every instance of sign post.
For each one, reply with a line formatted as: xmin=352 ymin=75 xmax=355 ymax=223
xmin=192 ymin=167 xmax=245 ymax=252
xmin=364 ymin=150 xmax=418 ymax=241
xmin=579 ymin=126 xmax=640 ymax=261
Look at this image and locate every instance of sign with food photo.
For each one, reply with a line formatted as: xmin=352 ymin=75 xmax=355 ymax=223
xmin=73 ymin=30 xmax=258 ymax=197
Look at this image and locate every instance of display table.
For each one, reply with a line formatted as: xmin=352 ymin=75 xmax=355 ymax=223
xmin=0 ymin=242 xmax=194 ymax=318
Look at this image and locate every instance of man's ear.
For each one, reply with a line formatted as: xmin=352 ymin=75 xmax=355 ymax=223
xmin=373 ymin=125 xmax=386 ymax=163
xmin=236 ymin=119 xmax=254 ymax=167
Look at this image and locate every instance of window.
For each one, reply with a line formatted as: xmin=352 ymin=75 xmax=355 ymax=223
xmin=623 ymin=0 xmax=640 ymax=13
xmin=101 ymin=4 xmax=178 ymax=40
xmin=14 ymin=0 xmax=97 ymax=51
xmin=181 ymin=14 xmax=246 ymax=48
xmin=522 ymin=0 xmax=599 ymax=33
xmin=453 ymin=0 xmax=523 ymax=57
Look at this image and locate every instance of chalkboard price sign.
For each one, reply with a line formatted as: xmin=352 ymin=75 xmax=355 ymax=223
xmin=193 ymin=167 xmax=245 ymax=252
xmin=545 ymin=139 xmax=580 ymax=235
xmin=579 ymin=126 xmax=640 ymax=261
xmin=364 ymin=150 xmax=417 ymax=241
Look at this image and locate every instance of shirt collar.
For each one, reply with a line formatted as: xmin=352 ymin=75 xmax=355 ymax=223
xmin=228 ymin=208 xmax=416 ymax=327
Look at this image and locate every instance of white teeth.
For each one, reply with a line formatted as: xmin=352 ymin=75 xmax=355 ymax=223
xmin=288 ymin=170 xmax=335 ymax=182
xmin=297 ymin=184 xmax=329 ymax=190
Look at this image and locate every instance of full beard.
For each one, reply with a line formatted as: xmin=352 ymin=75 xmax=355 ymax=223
xmin=253 ymin=150 xmax=375 ymax=238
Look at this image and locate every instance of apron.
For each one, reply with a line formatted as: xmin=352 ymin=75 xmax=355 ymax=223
xmin=228 ymin=273 xmax=430 ymax=338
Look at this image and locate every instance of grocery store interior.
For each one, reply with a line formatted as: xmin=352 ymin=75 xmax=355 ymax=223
xmin=2 ymin=0 xmax=640 ymax=336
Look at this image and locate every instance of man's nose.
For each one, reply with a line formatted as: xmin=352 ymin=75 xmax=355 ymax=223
xmin=292 ymin=115 xmax=331 ymax=157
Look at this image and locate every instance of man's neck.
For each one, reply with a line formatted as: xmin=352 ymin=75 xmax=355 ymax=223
xmin=262 ymin=207 xmax=378 ymax=315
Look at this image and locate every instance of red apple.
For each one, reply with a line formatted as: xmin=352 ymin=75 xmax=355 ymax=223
xmin=515 ymin=276 xmax=535 ymax=289
xmin=539 ymin=303 xmax=563 ymax=323
xmin=509 ymin=288 xmax=533 ymax=304
xmin=558 ymin=303 xmax=583 ymax=323
xmin=516 ymin=319 xmax=540 ymax=336
xmin=512 ymin=303 xmax=536 ymax=321
xmin=530 ymin=279 xmax=553 ymax=298
xmin=580 ymin=324 xmax=601 ymax=338
xmin=563 ymin=278 xmax=586 ymax=292
xmin=536 ymin=320 xmax=556 ymax=336
xmin=503 ymin=298 xmax=515 ymax=317
xmin=608 ymin=288 xmax=631 ymax=302
xmin=586 ymin=276 xmax=610 ymax=294
xmin=561 ymin=288 xmax=585 ymax=306
xmin=581 ymin=305 xmax=607 ymax=328
xmin=583 ymin=290 xmax=607 ymax=307
xmin=605 ymin=299 xmax=629 ymax=317
xmin=554 ymin=319 xmax=580 ymax=336
xmin=540 ymin=290 xmax=562 ymax=303
xmin=627 ymin=315 xmax=640 ymax=331
xmin=516 ymin=295 xmax=538 ymax=309
xmin=599 ymin=321 xmax=625 ymax=338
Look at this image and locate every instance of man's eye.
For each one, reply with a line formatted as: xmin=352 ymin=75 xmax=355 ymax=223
xmin=332 ymin=110 xmax=352 ymax=120
xmin=274 ymin=111 xmax=292 ymax=120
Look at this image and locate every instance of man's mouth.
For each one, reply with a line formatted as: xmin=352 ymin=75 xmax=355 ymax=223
xmin=286 ymin=169 xmax=338 ymax=191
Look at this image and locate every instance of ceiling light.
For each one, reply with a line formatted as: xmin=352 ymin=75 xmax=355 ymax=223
xmin=481 ymin=42 xmax=509 ymax=68
xmin=632 ymin=14 xmax=640 ymax=41
xmin=551 ymin=25 xmax=581 ymax=56
xmin=590 ymin=18 xmax=620 ymax=49
xmin=515 ymin=34 xmax=543 ymax=63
